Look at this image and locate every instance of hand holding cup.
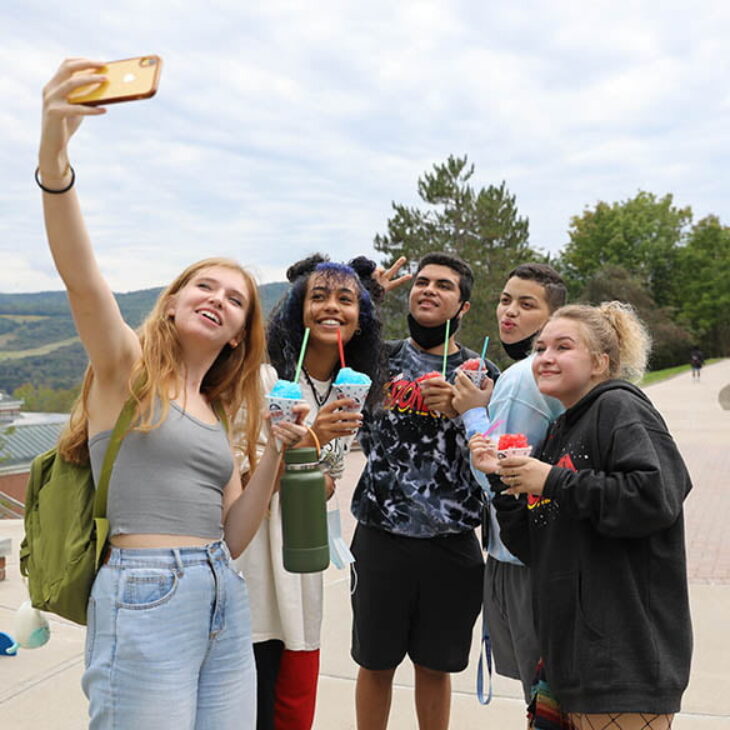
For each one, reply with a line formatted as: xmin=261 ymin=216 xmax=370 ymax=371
xmin=453 ymin=370 xmax=493 ymax=414
xmin=498 ymin=455 xmax=552 ymax=497
xmin=311 ymin=398 xmax=363 ymax=445
xmin=469 ymin=434 xmax=500 ymax=474
xmin=418 ymin=373 xmax=458 ymax=418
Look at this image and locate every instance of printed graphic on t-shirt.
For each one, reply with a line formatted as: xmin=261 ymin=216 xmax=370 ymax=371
xmin=319 ymin=433 xmax=348 ymax=479
xmin=528 ymin=451 xmax=576 ymax=528
xmin=352 ymin=342 xmax=483 ymax=538
xmin=556 ymin=452 xmax=576 ymax=471
xmin=386 ymin=373 xmax=443 ymax=418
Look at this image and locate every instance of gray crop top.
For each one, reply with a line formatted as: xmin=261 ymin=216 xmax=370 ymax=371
xmin=88 ymin=401 xmax=234 ymax=538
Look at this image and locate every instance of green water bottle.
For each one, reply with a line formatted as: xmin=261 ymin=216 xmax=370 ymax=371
xmin=280 ymin=447 xmax=329 ymax=573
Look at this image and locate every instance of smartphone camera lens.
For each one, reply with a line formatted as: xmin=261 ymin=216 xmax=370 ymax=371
xmin=139 ymin=57 xmax=157 ymax=67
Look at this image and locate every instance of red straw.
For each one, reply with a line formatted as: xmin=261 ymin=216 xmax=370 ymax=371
xmin=336 ymin=327 xmax=346 ymax=369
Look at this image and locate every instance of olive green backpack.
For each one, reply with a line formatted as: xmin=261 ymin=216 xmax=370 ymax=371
xmin=19 ymin=398 xmax=137 ymax=626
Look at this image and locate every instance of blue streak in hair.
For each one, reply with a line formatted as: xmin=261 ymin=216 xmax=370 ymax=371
xmin=315 ymin=261 xmax=357 ymax=277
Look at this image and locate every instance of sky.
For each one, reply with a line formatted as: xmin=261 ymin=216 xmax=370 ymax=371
xmin=2 ymin=0 xmax=730 ymax=293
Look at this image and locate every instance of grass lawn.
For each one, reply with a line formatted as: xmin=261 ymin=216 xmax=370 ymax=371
xmin=640 ymin=358 xmax=723 ymax=387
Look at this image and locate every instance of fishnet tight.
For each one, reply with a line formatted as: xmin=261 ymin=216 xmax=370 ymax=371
xmin=568 ymin=713 xmax=674 ymax=729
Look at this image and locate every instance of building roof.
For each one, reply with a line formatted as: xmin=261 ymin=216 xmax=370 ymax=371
xmin=0 ymin=391 xmax=23 ymax=424
xmin=0 ymin=413 xmax=68 ymax=471
xmin=0 ymin=391 xmax=22 ymax=408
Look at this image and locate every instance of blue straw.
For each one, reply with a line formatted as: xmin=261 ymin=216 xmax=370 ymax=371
xmin=479 ymin=336 xmax=490 ymax=364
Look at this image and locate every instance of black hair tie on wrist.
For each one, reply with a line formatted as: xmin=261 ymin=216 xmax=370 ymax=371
xmin=35 ymin=165 xmax=75 ymax=194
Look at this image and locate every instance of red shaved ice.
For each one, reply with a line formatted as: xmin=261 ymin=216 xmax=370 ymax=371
xmin=498 ymin=433 xmax=529 ymax=450
xmin=460 ymin=358 xmax=484 ymax=371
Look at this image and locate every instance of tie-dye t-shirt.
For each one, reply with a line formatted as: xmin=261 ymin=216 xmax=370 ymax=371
xmin=352 ymin=339 xmax=499 ymax=538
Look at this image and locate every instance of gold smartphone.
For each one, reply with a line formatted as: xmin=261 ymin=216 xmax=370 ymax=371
xmin=67 ymin=55 xmax=162 ymax=106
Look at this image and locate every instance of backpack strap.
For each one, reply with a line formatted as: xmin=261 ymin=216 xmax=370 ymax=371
xmin=92 ymin=397 xmax=138 ymax=520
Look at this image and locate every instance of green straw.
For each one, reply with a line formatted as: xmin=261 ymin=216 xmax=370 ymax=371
xmin=441 ymin=319 xmax=451 ymax=377
xmin=480 ymin=336 xmax=490 ymax=364
xmin=293 ymin=327 xmax=311 ymax=384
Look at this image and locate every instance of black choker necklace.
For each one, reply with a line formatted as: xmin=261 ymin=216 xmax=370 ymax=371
xmin=301 ymin=367 xmax=334 ymax=408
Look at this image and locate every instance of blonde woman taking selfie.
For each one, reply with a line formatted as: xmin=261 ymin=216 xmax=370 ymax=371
xmin=37 ymin=57 xmax=307 ymax=729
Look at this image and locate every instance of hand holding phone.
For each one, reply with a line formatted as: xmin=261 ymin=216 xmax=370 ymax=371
xmin=67 ymin=55 xmax=162 ymax=106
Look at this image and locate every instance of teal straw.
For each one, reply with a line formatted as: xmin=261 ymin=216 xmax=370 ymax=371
xmin=293 ymin=327 xmax=311 ymax=384
xmin=441 ymin=319 xmax=451 ymax=377
xmin=480 ymin=336 xmax=490 ymax=364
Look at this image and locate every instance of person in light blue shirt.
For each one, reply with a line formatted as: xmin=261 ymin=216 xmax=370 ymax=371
xmin=461 ymin=354 xmax=564 ymax=562
xmin=453 ymin=263 xmax=567 ymax=703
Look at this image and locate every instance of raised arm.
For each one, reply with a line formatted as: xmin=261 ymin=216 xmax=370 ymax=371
xmin=224 ymin=407 xmax=310 ymax=557
xmin=38 ymin=59 xmax=139 ymax=391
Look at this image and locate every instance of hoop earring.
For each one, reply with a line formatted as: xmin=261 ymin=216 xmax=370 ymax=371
xmin=355 ymin=328 xmax=362 ymax=335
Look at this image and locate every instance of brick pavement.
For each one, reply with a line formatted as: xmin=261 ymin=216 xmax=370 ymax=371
xmin=641 ymin=359 xmax=730 ymax=585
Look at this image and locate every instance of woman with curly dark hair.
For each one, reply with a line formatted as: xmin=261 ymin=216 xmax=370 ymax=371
xmin=235 ymin=253 xmax=387 ymax=730
xmin=267 ymin=254 xmax=387 ymax=410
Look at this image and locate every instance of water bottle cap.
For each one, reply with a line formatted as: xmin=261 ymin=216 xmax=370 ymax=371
xmin=284 ymin=446 xmax=319 ymax=465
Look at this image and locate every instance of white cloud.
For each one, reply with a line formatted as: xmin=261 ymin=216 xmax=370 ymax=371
xmin=0 ymin=252 xmax=63 ymax=292
xmin=2 ymin=0 xmax=730 ymax=292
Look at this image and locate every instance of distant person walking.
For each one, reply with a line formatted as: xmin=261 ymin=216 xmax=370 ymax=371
xmin=690 ymin=346 xmax=705 ymax=381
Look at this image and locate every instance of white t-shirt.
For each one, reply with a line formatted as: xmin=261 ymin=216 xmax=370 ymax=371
xmin=233 ymin=365 xmax=352 ymax=650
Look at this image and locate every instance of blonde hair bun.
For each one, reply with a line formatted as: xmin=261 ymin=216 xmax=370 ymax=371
xmin=550 ymin=301 xmax=651 ymax=383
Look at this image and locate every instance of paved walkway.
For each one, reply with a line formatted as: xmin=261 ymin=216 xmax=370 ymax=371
xmin=657 ymin=365 xmax=730 ymax=585
xmin=1 ymin=360 xmax=729 ymax=728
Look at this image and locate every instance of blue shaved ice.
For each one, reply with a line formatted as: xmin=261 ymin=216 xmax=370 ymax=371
xmin=269 ymin=380 xmax=303 ymax=399
xmin=334 ymin=367 xmax=371 ymax=385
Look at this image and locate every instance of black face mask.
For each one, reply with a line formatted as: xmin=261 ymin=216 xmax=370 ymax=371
xmin=501 ymin=331 xmax=537 ymax=361
xmin=407 ymin=310 xmax=462 ymax=351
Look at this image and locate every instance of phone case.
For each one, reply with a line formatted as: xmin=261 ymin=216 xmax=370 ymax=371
xmin=67 ymin=56 xmax=162 ymax=106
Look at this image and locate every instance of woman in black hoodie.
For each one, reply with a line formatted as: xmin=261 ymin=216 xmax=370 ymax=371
xmin=470 ymin=302 xmax=692 ymax=729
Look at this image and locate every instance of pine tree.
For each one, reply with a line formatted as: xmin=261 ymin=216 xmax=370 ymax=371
xmin=373 ymin=155 xmax=538 ymax=359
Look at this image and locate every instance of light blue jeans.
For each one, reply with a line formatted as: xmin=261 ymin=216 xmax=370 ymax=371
xmin=82 ymin=540 xmax=255 ymax=729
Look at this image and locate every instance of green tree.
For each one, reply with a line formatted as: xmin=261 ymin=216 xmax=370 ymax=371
xmin=12 ymin=383 xmax=80 ymax=413
xmin=578 ymin=265 xmax=693 ymax=369
xmin=559 ymin=192 xmax=692 ymax=306
xmin=672 ymin=215 xmax=730 ymax=355
xmin=373 ymin=155 xmax=538 ymax=356
xmin=0 ymin=425 xmax=16 ymax=465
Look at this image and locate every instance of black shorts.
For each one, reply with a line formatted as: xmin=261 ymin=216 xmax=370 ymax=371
xmin=350 ymin=523 xmax=484 ymax=673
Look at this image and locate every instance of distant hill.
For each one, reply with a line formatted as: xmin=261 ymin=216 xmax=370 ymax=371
xmin=0 ymin=282 xmax=289 ymax=392
xmin=258 ymin=282 xmax=289 ymax=314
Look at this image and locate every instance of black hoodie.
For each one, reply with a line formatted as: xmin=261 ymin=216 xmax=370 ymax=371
xmin=495 ymin=379 xmax=693 ymax=714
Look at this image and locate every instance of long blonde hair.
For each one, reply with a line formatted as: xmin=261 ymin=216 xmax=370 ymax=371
xmin=59 ymin=257 xmax=265 ymax=471
xmin=550 ymin=301 xmax=652 ymax=383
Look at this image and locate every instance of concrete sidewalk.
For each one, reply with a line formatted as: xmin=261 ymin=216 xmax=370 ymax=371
xmin=1 ymin=360 xmax=729 ymax=728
